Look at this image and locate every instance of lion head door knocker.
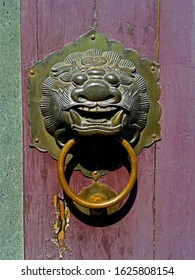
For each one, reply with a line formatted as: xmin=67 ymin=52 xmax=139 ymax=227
xmin=29 ymin=31 xmax=161 ymax=222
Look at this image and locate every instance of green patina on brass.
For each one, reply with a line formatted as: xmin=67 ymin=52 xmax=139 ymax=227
xmin=29 ymin=30 xmax=161 ymax=160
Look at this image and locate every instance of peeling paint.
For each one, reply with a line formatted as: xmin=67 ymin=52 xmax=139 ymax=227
xmin=51 ymin=195 xmax=70 ymax=259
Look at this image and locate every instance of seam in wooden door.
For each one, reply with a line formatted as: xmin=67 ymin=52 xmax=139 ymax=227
xmin=35 ymin=0 xmax=39 ymax=60
xmin=92 ymin=0 xmax=97 ymax=30
xmin=156 ymin=0 xmax=161 ymax=63
xmin=153 ymin=147 xmax=157 ymax=259
xmin=153 ymin=0 xmax=161 ymax=260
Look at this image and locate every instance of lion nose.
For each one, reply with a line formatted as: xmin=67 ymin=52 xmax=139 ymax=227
xmin=71 ymin=80 xmax=122 ymax=103
xmin=85 ymin=80 xmax=111 ymax=101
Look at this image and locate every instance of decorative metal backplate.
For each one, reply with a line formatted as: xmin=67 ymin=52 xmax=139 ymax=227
xmin=28 ymin=30 xmax=161 ymax=159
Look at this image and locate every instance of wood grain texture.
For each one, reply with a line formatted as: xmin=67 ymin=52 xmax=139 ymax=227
xmin=21 ymin=0 xmax=159 ymax=259
xmin=96 ymin=0 xmax=158 ymax=60
xmin=155 ymin=0 xmax=195 ymax=259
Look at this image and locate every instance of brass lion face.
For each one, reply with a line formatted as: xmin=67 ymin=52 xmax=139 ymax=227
xmin=40 ymin=49 xmax=150 ymax=146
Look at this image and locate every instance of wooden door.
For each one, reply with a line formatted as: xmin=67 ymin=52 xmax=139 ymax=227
xmin=21 ymin=0 xmax=195 ymax=259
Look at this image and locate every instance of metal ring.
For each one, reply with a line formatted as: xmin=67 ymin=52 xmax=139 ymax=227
xmin=57 ymin=139 xmax=138 ymax=209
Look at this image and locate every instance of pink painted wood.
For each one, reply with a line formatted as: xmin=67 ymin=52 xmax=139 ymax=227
xmin=155 ymin=0 xmax=195 ymax=259
xmin=21 ymin=0 xmax=159 ymax=259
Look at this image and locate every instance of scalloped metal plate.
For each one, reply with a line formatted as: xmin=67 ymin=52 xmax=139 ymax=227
xmin=28 ymin=30 xmax=161 ymax=159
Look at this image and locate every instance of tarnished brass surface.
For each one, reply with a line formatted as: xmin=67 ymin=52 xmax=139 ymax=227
xmin=29 ymin=30 xmax=161 ymax=159
xmin=75 ymin=182 xmax=119 ymax=215
xmin=57 ymin=138 xmax=138 ymax=210
xmin=40 ymin=49 xmax=150 ymax=145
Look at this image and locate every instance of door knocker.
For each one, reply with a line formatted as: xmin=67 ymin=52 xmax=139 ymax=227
xmin=28 ymin=31 xmax=161 ymax=222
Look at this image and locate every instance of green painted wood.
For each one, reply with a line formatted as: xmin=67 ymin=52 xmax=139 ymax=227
xmin=0 ymin=0 xmax=23 ymax=259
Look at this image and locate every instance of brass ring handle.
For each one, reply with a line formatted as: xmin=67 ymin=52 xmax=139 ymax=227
xmin=57 ymin=139 xmax=138 ymax=209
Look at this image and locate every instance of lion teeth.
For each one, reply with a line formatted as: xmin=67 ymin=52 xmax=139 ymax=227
xmin=77 ymin=106 xmax=116 ymax=112
xmin=69 ymin=109 xmax=81 ymax=125
xmin=70 ymin=107 xmax=124 ymax=129
xmin=111 ymin=110 xmax=124 ymax=126
xmin=78 ymin=107 xmax=89 ymax=111
xmin=81 ymin=121 xmax=111 ymax=127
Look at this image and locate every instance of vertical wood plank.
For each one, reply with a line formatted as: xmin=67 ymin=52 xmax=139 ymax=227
xmin=95 ymin=0 xmax=158 ymax=259
xmin=21 ymin=0 xmax=159 ymax=259
xmin=21 ymin=0 xmax=51 ymax=259
xmin=155 ymin=0 xmax=195 ymax=259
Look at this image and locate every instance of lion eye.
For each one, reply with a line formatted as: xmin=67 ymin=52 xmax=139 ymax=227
xmin=104 ymin=73 xmax=120 ymax=87
xmin=72 ymin=73 xmax=88 ymax=85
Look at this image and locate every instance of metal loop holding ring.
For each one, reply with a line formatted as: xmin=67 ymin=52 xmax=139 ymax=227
xmin=57 ymin=139 xmax=138 ymax=209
